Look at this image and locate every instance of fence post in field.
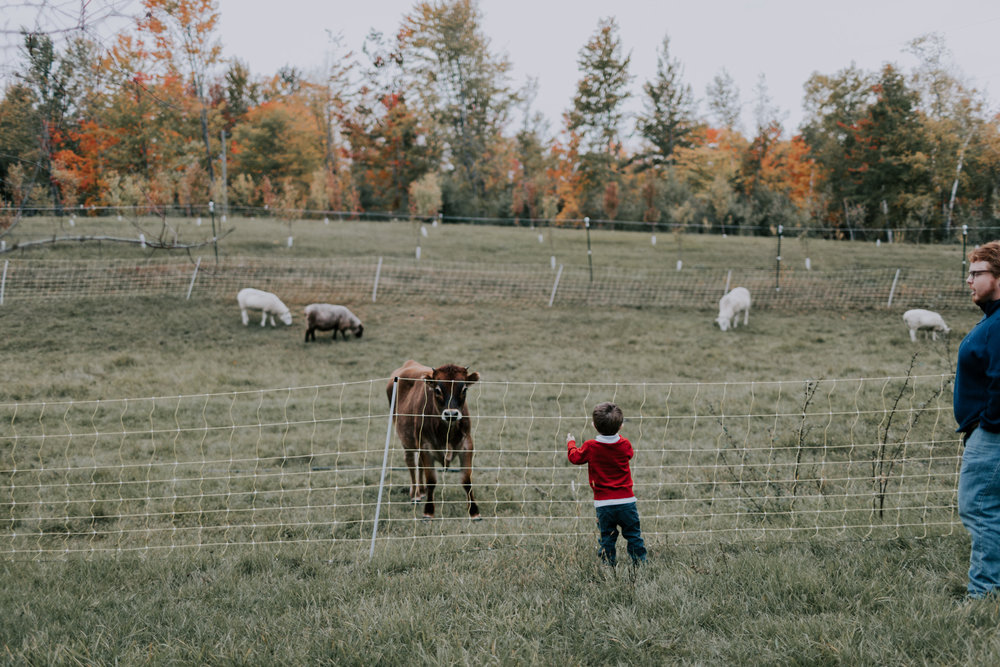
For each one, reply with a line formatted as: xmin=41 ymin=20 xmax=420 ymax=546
xmin=0 ymin=260 xmax=7 ymax=305
xmin=724 ymin=269 xmax=732 ymax=294
xmin=370 ymin=377 xmax=399 ymax=560
xmin=962 ymin=225 xmax=968 ymax=281
xmin=219 ymin=129 xmax=229 ymax=219
xmin=372 ymin=256 xmax=383 ymax=303
xmin=549 ymin=264 xmax=564 ymax=307
xmin=585 ymin=217 xmax=593 ymax=282
xmin=887 ymin=269 xmax=901 ymax=307
xmin=209 ymin=200 xmax=219 ymax=264
xmin=185 ymin=256 xmax=202 ymax=300
xmin=775 ymin=224 xmax=783 ymax=292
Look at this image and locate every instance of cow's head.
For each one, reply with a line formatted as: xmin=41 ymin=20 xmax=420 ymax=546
xmin=425 ymin=364 xmax=480 ymax=423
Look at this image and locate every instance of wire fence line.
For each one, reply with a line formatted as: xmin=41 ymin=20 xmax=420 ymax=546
xmin=0 ymin=374 xmax=961 ymax=559
xmin=9 ymin=203 xmax=1000 ymax=243
xmin=0 ymin=256 xmax=971 ymax=311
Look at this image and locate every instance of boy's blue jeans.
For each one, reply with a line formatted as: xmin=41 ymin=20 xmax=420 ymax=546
xmin=596 ymin=502 xmax=646 ymax=566
xmin=958 ymin=426 xmax=1000 ymax=597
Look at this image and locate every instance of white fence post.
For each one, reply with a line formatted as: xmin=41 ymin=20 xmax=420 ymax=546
xmin=548 ymin=264 xmax=564 ymax=307
xmin=724 ymin=269 xmax=732 ymax=294
xmin=370 ymin=377 xmax=398 ymax=560
xmin=372 ymin=256 xmax=383 ymax=303
xmin=185 ymin=257 xmax=202 ymax=300
xmin=0 ymin=260 xmax=7 ymax=306
xmin=887 ymin=268 xmax=901 ymax=307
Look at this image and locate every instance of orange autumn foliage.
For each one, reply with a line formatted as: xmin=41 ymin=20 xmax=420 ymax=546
xmin=51 ymin=121 xmax=119 ymax=206
xmin=548 ymin=128 xmax=584 ymax=224
xmin=760 ymin=134 xmax=815 ymax=209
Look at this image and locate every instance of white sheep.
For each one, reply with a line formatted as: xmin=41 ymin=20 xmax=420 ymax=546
xmin=902 ymin=309 xmax=950 ymax=342
xmin=716 ymin=286 xmax=751 ymax=332
xmin=304 ymin=303 xmax=364 ymax=342
xmin=237 ymin=288 xmax=293 ymax=327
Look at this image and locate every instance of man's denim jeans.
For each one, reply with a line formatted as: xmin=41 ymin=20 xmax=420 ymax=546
xmin=958 ymin=426 xmax=1000 ymax=597
xmin=596 ymin=502 xmax=647 ymax=566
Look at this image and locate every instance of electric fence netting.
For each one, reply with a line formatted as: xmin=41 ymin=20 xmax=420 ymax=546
xmin=0 ymin=374 xmax=960 ymax=560
xmin=0 ymin=257 xmax=973 ymax=310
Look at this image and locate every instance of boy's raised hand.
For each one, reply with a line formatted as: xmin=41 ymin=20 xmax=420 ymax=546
xmin=566 ymin=433 xmax=575 ymax=444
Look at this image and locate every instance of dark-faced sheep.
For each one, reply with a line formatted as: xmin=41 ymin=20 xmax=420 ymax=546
xmin=304 ymin=304 xmax=364 ymax=342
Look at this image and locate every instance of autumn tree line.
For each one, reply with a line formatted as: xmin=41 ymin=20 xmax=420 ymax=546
xmin=2 ymin=0 xmax=999 ymax=241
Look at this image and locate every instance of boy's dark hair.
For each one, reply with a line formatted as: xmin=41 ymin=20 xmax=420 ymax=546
xmin=592 ymin=402 xmax=623 ymax=436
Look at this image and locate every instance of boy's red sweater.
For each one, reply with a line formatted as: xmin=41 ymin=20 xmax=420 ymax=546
xmin=567 ymin=435 xmax=635 ymax=502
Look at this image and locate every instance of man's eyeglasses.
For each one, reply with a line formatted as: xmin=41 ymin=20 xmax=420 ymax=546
xmin=968 ymin=270 xmax=994 ymax=280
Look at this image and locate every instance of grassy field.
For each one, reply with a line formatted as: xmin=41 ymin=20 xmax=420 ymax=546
xmin=1 ymin=212 xmax=971 ymax=273
xmin=1 ymin=217 xmax=998 ymax=663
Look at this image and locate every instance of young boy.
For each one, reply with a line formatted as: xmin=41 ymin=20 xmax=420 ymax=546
xmin=567 ymin=401 xmax=647 ymax=566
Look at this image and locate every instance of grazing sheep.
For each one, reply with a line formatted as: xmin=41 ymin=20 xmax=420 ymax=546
xmin=304 ymin=303 xmax=364 ymax=342
xmin=716 ymin=287 xmax=751 ymax=332
xmin=902 ymin=309 xmax=950 ymax=342
xmin=237 ymin=288 xmax=293 ymax=327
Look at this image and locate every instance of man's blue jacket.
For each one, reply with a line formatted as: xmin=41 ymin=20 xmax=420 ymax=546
xmin=955 ymin=299 xmax=1000 ymax=435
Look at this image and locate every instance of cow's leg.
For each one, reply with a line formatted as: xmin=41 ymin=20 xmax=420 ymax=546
xmin=459 ymin=442 xmax=480 ymax=520
xmin=415 ymin=445 xmax=426 ymax=500
xmin=418 ymin=459 xmax=425 ymax=498
xmin=420 ymin=450 xmax=437 ymax=518
xmin=403 ymin=447 xmax=421 ymax=502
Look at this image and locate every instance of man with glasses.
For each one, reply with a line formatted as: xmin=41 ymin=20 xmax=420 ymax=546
xmin=956 ymin=241 xmax=1000 ymax=599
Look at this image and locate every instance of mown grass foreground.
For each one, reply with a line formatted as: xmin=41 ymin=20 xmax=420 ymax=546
xmin=1 ymin=538 xmax=996 ymax=664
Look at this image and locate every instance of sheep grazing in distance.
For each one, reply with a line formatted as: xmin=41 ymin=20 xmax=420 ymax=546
xmin=237 ymin=288 xmax=293 ymax=327
xmin=716 ymin=286 xmax=751 ymax=332
xmin=902 ymin=309 xmax=950 ymax=342
xmin=304 ymin=303 xmax=364 ymax=342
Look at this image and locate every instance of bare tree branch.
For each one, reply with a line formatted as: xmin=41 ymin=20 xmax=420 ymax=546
xmin=1 ymin=0 xmax=134 ymax=81
xmin=0 ymin=228 xmax=233 ymax=254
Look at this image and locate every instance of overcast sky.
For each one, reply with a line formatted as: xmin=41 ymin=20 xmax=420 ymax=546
xmin=214 ymin=0 xmax=1000 ymax=137
xmin=4 ymin=0 xmax=1000 ymax=138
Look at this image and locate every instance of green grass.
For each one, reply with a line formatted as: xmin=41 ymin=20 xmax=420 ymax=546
xmin=2 ymin=213 xmax=969 ymax=273
xmin=0 ymin=539 xmax=995 ymax=664
xmin=0 ymin=217 xmax=995 ymax=663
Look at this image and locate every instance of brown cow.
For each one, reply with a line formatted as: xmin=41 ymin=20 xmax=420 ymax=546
xmin=387 ymin=360 xmax=481 ymax=519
